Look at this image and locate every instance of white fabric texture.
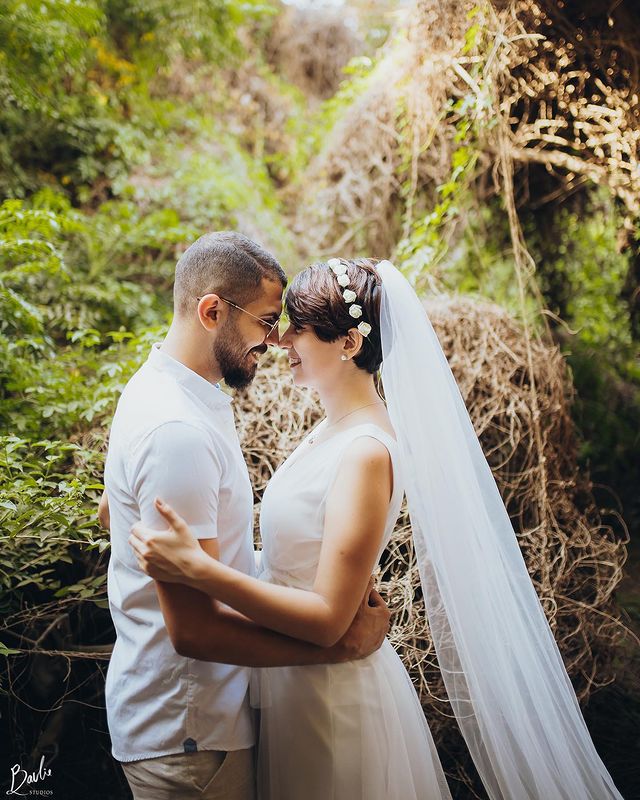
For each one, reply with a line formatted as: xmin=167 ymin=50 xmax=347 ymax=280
xmin=105 ymin=343 xmax=256 ymax=762
xmin=254 ymin=422 xmax=453 ymax=800
xmin=377 ymin=259 xmax=623 ymax=800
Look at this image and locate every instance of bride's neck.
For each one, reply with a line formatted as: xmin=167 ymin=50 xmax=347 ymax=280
xmin=317 ymin=370 xmax=380 ymax=426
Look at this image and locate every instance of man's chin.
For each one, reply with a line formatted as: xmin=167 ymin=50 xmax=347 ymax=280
xmin=223 ymin=365 xmax=257 ymax=390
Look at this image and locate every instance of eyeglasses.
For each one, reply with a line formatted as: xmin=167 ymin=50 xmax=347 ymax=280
xmin=196 ymin=294 xmax=281 ymax=338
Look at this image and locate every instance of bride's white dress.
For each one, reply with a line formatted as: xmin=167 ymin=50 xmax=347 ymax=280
xmin=254 ymin=419 xmax=453 ymax=800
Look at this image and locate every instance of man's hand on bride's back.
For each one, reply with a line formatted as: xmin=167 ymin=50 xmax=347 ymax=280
xmin=334 ymin=577 xmax=390 ymax=661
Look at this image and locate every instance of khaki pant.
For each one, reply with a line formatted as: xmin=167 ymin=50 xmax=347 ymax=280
xmin=121 ymin=747 xmax=256 ymax=800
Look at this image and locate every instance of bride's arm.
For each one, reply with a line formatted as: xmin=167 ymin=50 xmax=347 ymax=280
xmin=130 ymin=436 xmax=392 ymax=648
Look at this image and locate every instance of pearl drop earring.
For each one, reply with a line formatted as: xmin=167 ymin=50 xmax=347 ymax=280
xmin=341 ymin=355 xmax=348 ymax=361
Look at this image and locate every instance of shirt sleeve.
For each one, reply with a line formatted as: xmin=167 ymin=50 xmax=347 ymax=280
xmin=128 ymin=421 xmax=223 ymax=540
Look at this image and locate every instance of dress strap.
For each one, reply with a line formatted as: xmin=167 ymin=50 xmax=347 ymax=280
xmin=338 ymin=423 xmax=400 ymax=459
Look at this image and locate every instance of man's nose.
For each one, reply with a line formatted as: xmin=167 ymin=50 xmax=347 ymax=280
xmin=266 ymin=326 xmax=280 ymax=347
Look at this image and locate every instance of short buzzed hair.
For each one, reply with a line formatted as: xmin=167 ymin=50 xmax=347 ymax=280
xmin=173 ymin=231 xmax=286 ymax=316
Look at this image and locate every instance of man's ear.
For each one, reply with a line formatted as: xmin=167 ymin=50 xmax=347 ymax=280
xmin=197 ymin=294 xmax=223 ymax=330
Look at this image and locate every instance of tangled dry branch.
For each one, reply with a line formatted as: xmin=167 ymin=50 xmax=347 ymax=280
xmin=266 ymin=4 xmax=363 ymax=101
xmin=291 ymin=0 xmax=639 ymax=259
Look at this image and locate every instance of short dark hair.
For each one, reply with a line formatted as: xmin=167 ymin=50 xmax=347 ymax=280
xmin=285 ymin=258 xmax=382 ymax=374
xmin=173 ymin=231 xmax=286 ymax=315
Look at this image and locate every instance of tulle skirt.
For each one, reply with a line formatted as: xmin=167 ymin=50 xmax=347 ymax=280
xmin=252 ymin=639 xmax=452 ymax=800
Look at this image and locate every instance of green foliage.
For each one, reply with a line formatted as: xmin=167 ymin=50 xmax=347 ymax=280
xmin=434 ymin=196 xmax=542 ymax=321
xmin=0 ymin=317 xmax=166 ymax=615
xmin=0 ymin=0 xmax=275 ymax=197
xmin=0 ymin=190 xmax=191 ymax=438
xmin=527 ymin=200 xmax=638 ymax=378
xmin=0 ymin=197 xmax=81 ymax=338
xmin=250 ymin=64 xmax=314 ymax=187
xmin=306 ymin=54 xmax=379 ymax=164
xmin=524 ymin=197 xmax=640 ymax=530
xmin=0 ymin=0 xmax=140 ymax=196
xmin=0 ymin=185 xmax=178 ymax=617
xmin=0 ymin=435 xmax=106 ymax=611
xmin=105 ymin=0 xmax=274 ymax=70
xmin=396 ymin=124 xmax=481 ymax=287
xmin=120 ymin=111 xmax=296 ymax=266
xmin=0 ymin=0 xmax=104 ymax=111
xmin=0 ymin=2 xmax=290 ymax=629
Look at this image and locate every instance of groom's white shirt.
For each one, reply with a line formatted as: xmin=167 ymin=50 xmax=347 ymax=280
xmin=104 ymin=343 xmax=255 ymax=762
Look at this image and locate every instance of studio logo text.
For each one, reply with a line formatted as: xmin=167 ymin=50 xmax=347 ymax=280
xmin=6 ymin=756 xmax=52 ymax=796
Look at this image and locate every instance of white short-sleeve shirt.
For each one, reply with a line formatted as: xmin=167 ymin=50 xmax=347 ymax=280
xmin=104 ymin=343 xmax=256 ymax=762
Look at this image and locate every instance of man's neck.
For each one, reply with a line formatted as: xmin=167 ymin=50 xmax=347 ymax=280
xmin=161 ymin=323 xmax=222 ymax=385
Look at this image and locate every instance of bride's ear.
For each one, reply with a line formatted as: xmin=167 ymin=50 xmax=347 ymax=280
xmin=342 ymin=329 xmax=364 ymax=360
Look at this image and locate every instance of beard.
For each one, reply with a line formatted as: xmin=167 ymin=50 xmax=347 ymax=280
xmin=213 ymin=317 xmax=266 ymax=390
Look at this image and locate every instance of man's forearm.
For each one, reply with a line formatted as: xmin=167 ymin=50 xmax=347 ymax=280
xmin=155 ymin=582 xmax=350 ymax=667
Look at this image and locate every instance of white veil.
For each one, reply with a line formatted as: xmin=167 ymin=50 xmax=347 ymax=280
xmin=377 ymin=260 xmax=623 ymax=800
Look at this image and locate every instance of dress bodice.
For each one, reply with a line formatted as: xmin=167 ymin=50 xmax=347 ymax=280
xmin=258 ymin=420 xmax=404 ymax=590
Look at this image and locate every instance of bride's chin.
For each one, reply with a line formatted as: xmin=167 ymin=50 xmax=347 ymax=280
xmin=289 ymin=368 xmax=309 ymax=388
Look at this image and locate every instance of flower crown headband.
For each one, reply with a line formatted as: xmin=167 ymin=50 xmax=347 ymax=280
xmin=326 ymin=258 xmax=372 ymax=338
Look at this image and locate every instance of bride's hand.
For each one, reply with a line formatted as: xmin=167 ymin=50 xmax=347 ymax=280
xmin=129 ymin=498 xmax=205 ymax=583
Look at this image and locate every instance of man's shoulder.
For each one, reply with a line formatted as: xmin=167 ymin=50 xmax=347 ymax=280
xmin=110 ymin=366 xmax=214 ymax=456
xmin=124 ymin=418 xmax=222 ymax=494
xmin=116 ymin=365 xmax=198 ymax=428
xmin=137 ymin=418 xmax=213 ymax=452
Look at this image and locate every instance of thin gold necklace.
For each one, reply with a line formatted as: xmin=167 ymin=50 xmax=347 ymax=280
xmin=307 ymin=401 xmax=385 ymax=445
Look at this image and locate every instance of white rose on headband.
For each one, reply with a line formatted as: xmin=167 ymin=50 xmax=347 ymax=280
xmin=349 ymin=304 xmax=363 ymax=318
xmin=357 ymin=322 xmax=372 ymax=337
xmin=328 ymin=258 xmax=347 ymax=276
xmin=337 ymin=273 xmax=350 ymax=287
xmin=343 ymin=289 xmax=357 ymax=303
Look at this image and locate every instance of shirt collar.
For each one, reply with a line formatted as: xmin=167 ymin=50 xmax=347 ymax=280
xmin=147 ymin=343 xmax=233 ymax=412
